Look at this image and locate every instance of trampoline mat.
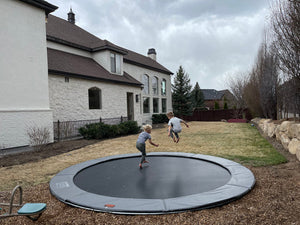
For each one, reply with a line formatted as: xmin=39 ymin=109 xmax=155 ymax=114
xmin=73 ymin=156 xmax=231 ymax=199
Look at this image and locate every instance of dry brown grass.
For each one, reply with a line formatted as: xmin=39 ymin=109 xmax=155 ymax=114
xmin=0 ymin=122 xmax=284 ymax=191
xmin=1 ymin=122 xmax=299 ymax=225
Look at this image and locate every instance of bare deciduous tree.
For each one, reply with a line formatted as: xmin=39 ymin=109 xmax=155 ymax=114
xmin=271 ymin=0 xmax=300 ymax=81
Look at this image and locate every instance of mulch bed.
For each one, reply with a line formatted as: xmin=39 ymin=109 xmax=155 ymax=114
xmin=1 ymin=135 xmax=300 ymax=224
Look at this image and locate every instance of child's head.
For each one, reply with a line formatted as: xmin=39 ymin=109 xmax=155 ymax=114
xmin=143 ymin=124 xmax=152 ymax=133
xmin=166 ymin=112 xmax=174 ymax=119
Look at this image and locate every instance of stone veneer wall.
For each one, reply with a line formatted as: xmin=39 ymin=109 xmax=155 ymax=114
xmin=251 ymin=118 xmax=300 ymax=162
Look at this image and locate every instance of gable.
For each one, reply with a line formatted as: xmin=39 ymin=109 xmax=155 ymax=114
xmin=47 ymin=48 xmax=142 ymax=87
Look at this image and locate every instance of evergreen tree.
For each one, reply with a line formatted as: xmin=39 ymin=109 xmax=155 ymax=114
xmin=191 ymin=82 xmax=205 ymax=108
xmin=172 ymin=66 xmax=193 ymax=116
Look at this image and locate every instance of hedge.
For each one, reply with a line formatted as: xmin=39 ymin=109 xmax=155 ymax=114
xmin=79 ymin=121 xmax=140 ymax=139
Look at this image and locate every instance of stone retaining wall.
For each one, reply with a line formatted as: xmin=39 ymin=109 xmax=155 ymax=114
xmin=251 ymin=118 xmax=300 ymax=162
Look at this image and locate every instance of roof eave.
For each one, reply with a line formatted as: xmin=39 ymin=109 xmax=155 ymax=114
xmin=124 ymin=58 xmax=173 ymax=75
xmin=19 ymin=0 xmax=58 ymax=15
xmin=48 ymin=69 xmax=143 ymax=88
xmin=47 ymin=35 xmax=92 ymax=51
xmin=93 ymin=46 xmax=128 ymax=55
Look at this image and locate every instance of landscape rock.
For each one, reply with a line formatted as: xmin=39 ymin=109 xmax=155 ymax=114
xmin=267 ymin=123 xmax=277 ymax=138
xmin=275 ymin=126 xmax=282 ymax=142
xmin=280 ymin=133 xmax=290 ymax=150
xmin=279 ymin=121 xmax=294 ymax=132
xmin=296 ymin=146 xmax=300 ymax=161
xmin=287 ymin=123 xmax=300 ymax=139
xmin=288 ymin=138 xmax=300 ymax=154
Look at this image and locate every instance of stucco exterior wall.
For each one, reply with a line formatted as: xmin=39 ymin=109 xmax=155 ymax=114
xmin=0 ymin=0 xmax=53 ymax=148
xmin=49 ymin=75 xmax=142 ymax=125
xmin=0 ymin=110 xmax=53 ymax=149
xmin=0 ymin=0 xmax=50 ymax=109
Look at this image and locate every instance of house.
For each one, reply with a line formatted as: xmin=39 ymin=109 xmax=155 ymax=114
xmin=0 ymin=0 xmax=57 ymax=149
xmin=201 ymin=89 xmax=235 ymax=110
xmin=0 ymin=0 xmax=173 ymax=149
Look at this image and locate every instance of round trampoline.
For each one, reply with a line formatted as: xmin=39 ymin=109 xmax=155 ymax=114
xmin=50 ymin=152 xmax=255 ymax=214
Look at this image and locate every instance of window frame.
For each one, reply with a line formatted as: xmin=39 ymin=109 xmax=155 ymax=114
xmin=162 ymin=98 xmax=167 ymax=113
xmin=142 ymin=74 xmax=149 ymax=95
xmin=143 ymin=97 xmax=150 ymax=113
xmin=152 ymin=76 xmax=158 ymax=95
xmin=153 ymin=98 xmax=159 ymax=113
xmin=110 ymin=52 xmax=121 ymax=74
xmin=161 ymin=79 xmax=166 ymax=96
xmin=88 ymin=87 xmax=102 ymax=110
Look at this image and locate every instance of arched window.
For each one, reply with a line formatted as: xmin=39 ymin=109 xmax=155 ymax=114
xmin=142 ymin=74 xmax=149 ymax=94
xmin=152 ymin=76 xmax=158 ymax=95
xmin=161 ymin=79 xmax=166 ymax=96
xmin=88 ymin=87 xmax=102 ymax=109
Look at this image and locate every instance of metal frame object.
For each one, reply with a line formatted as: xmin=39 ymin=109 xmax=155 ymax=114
xmin=50 ymin=152 xmax=255 ymax=215
xmin=0 ymin=185 xmax=46 ymax=221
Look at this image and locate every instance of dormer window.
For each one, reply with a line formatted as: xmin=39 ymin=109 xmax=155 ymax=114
xmin=110 ymin=52 xmax=121 ymax=74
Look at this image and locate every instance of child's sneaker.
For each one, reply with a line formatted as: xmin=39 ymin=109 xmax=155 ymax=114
xmin=143 ymin=160 xmax=149 ymax=163
xmin=139 ymin=163 xmax=142 ymax=169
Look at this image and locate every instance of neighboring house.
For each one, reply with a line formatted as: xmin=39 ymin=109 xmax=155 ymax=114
xmin=201 ymin=89 xmax=235 ymax=110
xmin=0 ymin=0 xmax=173 ymax=149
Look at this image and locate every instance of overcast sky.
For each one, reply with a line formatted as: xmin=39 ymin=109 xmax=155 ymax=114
xmin=48 ymin=0 xmax=272 ymax=90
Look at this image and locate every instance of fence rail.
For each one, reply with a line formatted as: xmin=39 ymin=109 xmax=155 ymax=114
xmin=53 ymin=116 xmax=128 ymax=141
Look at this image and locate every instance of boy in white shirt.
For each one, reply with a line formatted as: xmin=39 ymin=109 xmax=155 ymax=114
xmin=166 ymin=112 xmax=189 ymax=143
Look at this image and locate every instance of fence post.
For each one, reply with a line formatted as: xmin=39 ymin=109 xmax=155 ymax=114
xmin=100 ymin=117 xmax=102 ymax=123
xmin=121 ymin=116 xmax=123 ymax=123
xmin=57 ymin=120 xmax=60 ymax=142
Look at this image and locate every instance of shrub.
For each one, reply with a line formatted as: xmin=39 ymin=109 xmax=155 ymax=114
xmin=26 ymin=125 xmax=51 ymax=150
xmin=79 ymin=120 xmax=140 ymax=140
xmin=152 ymin=114 xmax=169 ymax=124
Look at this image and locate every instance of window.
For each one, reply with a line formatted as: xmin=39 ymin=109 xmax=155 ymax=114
xmin=162 ymin=98 xmax=167 ymax=113
xmin=142 ymin=74 xmax=149 ymax=94
xmin=152 ymin=77 xmax=158 ymax=95
xmin=153 ymin=98 xmax=159 ymax=113
xmin=161 ymin=79 xmax=166 ymax=96
xmin=110 ymin=53 xmax=121 ymax=74
xmin=143 ymin=97 xmax=150 ymax=113
xmin=88 ymin=87 xmax=101 ymax=109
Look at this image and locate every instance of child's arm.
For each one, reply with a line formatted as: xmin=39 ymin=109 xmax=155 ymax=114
xmin=181 ymin=120 xmax=189 ymax=128
xmin=149 ymin=139 xmax=159 ymax=147
xmin=168 ymin=125 xmax=172 ymax=136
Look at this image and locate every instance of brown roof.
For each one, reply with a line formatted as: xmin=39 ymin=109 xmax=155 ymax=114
xmin=46 ymin=14 xmax=173 ymax=75
xmin=47 ymin=48 xmax=142 ymax=87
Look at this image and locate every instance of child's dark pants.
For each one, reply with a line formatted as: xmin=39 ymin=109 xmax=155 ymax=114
xmin=136 ymin=142 xmax=146 ymax=164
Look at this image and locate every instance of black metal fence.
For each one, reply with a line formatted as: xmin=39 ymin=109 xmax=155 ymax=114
xmin=53 ymin=116 xmax=128 ymax=141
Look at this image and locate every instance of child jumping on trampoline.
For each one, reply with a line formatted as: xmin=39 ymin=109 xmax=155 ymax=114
xmin=166 ymin=112 xmax=189 ymax=143
xmin=136 ymin=124 xmax=159 ymax=169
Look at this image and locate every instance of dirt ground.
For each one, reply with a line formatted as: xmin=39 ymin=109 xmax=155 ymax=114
xmin=1 ymin=132 xmax=300 ymax=224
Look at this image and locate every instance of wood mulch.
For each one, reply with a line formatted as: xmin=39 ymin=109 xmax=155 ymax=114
xmin=1 ymin=136 xmax=300 ymax=224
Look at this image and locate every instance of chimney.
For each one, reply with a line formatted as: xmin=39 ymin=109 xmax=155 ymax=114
xmin=68 ymin=8 xmax=75 ymax=24
xmin=147 ymin=48 xmax=156 ymax=61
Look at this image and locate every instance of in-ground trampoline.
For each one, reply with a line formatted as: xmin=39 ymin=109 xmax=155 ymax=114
xmin=50 ymin=152 xmax=255 ymax=215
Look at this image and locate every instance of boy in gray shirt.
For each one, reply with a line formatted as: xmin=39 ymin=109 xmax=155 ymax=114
xmin=167 ymin=112 xmax=189 ymax=143
xmin=136 ymin=124 xmax=159 ymax=169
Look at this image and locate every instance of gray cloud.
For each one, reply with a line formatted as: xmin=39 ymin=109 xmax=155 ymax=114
xmin=49 ymin=0 xmax=271 ymax=90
